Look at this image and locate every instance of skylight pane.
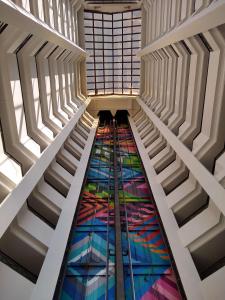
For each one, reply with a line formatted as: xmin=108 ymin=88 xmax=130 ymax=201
xmin=114 ymin=21 xmax=122 ymax=28
xmin=85 ymin=19 xmax=92 ymax=26
xmin=105 ymin=89 xmax=112 ymax=94
xmin=105 ymin=82 xmax=113 ymax=88
xmin=124 ymin=12 xmax=132 ymax=19
xmin=133 ymin=10 xmax=141 ymax=18
xmin=105 ymin=69 xmax=113 ymax=76
xmin=96 ymin=70 xmax=104 ymax=76
xmin=104 ymin=14 xmax=112 ymax=21
xmin=95 ymin=42 xmax=103 ymax=49
xmin=104 ymin=21 xmax=111 ymax=27
xmin=114 ymin=36 xmax=122 ymax=42
xmin=95 ymin=35 xmax=103 ymax=42
xmin=84 ymin=12 xmax=92 ymax=19
xmin=104 ymin=28 xmax=112 ymax=35
xmin=113 ymin=28 xmax=122 ymax=35
xmin=94 ymin=20 xmax=102 ymax=27
xmin=114 ymin=13 xmax=122 ymax=20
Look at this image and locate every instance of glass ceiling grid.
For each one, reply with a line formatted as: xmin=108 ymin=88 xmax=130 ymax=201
xmin=84 ymin=10 xmax=141 ymax=96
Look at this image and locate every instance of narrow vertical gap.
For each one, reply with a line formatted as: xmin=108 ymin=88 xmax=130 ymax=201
xmin=117 ymin=123 xmax=136 ymax=300
xmin=113 ymin=119 xmax=125 ymax=300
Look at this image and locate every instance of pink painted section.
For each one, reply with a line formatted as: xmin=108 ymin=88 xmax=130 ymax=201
xmin=141 ymin=269 xmax=181 ymax=300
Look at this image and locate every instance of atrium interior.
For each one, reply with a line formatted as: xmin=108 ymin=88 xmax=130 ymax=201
xmin=0 ymin=0 xmax=225 ymax=300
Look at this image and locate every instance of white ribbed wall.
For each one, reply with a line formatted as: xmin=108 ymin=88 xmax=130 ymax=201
xmin=12 ymin=0 xmax=83 ymax=44
xmin=0 ymin=1 xmax=98 ymax=299
xmin=130 ymin=1 xmax=225 ymax=299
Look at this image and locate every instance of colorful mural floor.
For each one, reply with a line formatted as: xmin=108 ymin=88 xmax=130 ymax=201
xmin=59 ymin=121 xmax=182 ymax=300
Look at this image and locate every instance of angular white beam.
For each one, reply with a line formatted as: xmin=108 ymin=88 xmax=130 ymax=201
xmin=129 ymin=116 xmax=203 ymax=300
xmin=30 ymin=118 xmax=98 ymax=300
xmin=0 ymin=99 xmax=91 ymax=239
xmin=136 ymin=97 xmax=225 ymax=216
xmin=0 ymin=0 xmax=86 ymax=57
xmin=138 ymin=0 xmax=225 ymax=57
